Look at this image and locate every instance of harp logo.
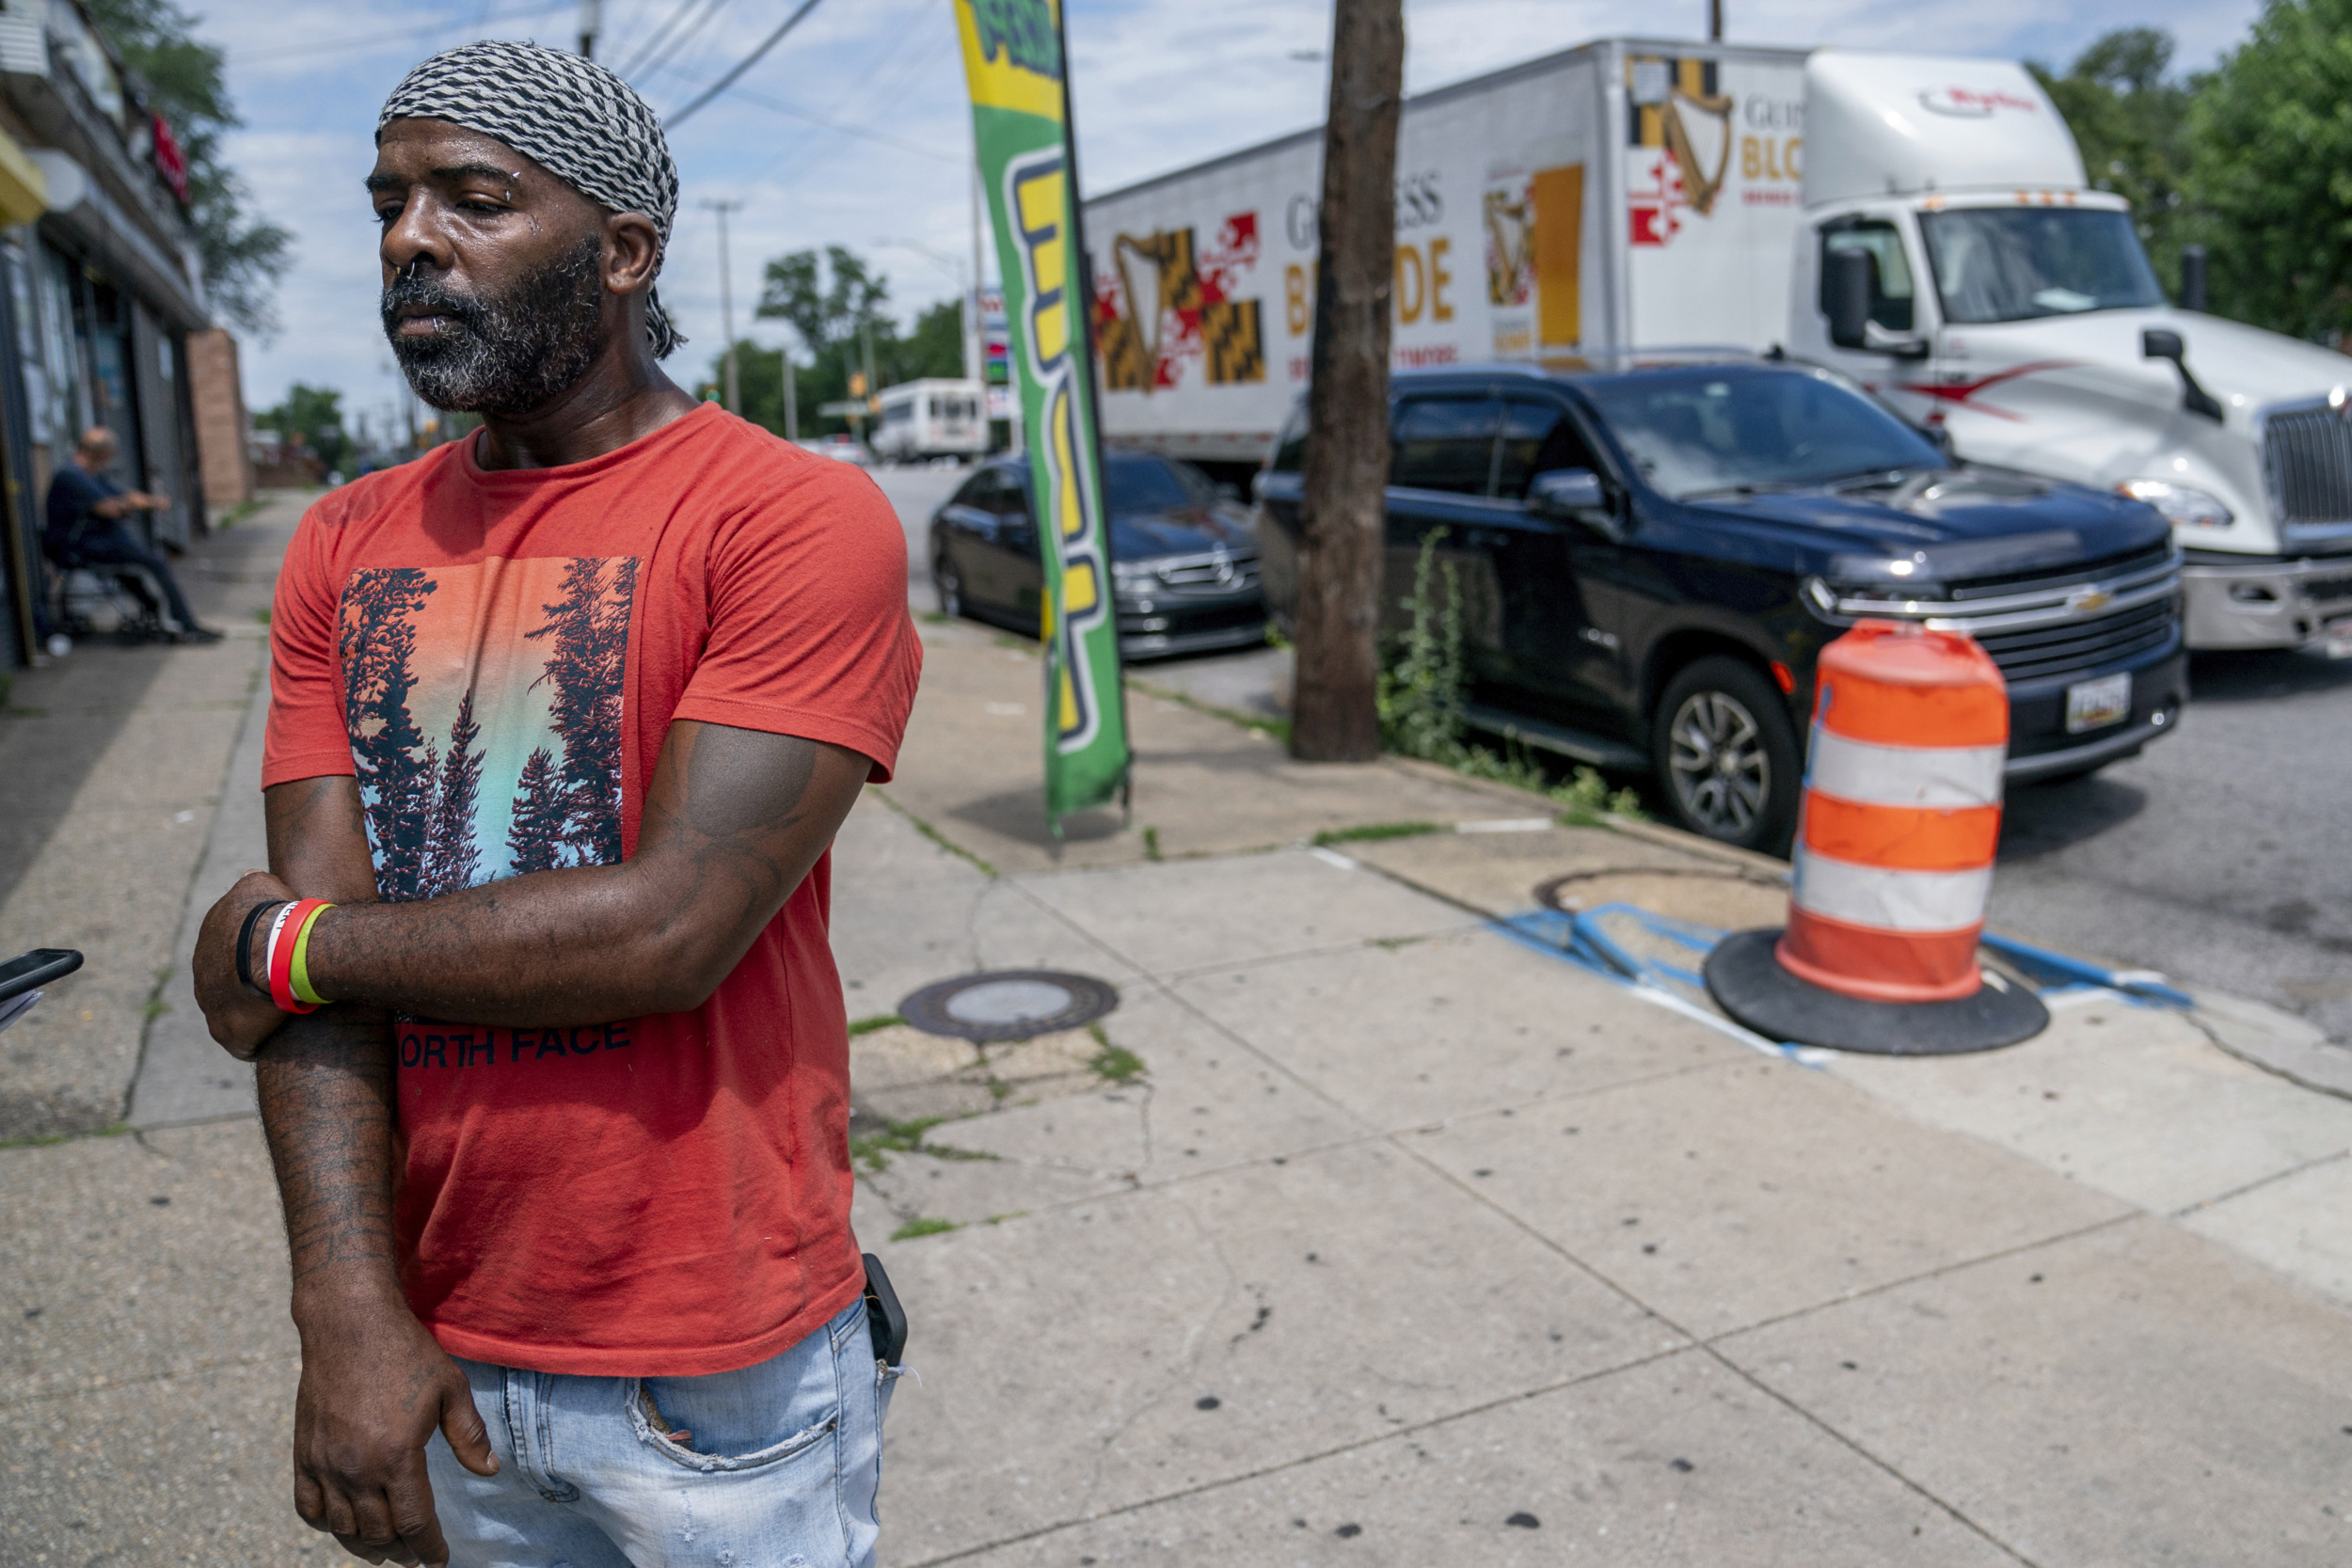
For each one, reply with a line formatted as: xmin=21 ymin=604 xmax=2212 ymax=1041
xmin=1097 ymin=214 xmax=1265 ymax=393
xmin=1006 ymin=145 xmax=1109 ymax=754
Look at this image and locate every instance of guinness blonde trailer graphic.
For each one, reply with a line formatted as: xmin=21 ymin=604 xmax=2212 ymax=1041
xmin=1079 ymin=38 xmax=1808 ymax=467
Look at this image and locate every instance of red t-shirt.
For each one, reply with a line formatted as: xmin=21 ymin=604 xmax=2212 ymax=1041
xmin=263 ymin=404 xmax=921 ymax=1376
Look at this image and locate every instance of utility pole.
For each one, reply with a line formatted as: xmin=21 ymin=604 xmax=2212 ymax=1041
xmin=703 ymin=198 xmax=743 ymax=414
xmin=783 ymin=340 xmax=799 ymax=441
xmin=1291 ymin=0 xmax=1404 ymax=762
xmin=971 ymin=157 xmax=993 ymax=443
xmin=861 ymin=314 xmax=878 ymax=439
xmin=579 ymin=0 xmax=602 ymax=57
xmin=1708 ymin=0 xmax=1723 ymax=40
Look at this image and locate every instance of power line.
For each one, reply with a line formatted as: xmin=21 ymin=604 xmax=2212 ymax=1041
xmin=664 ymin=0 xmax=826 ymax=127
xmin=612 ymin=0 xmax=704 ymax=74
xmin=630 ymin=0 xmax=735 ymax=82
xmin=723 ymin=85 xmax=961 ymax=165
xmin=229 ymin=2 xmax=576 ymax=65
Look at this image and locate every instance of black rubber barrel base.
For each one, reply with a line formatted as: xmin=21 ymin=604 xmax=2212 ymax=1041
xmin=1702 ymin=928 xmax=2049 ymax=1056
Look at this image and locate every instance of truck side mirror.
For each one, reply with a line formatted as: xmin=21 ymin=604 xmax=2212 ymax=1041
xmin=1527 ymin=468 xmax=1614 ymax=535
xmin=1825 ymin=249 xmax=1873 ymax=351
xmin=1823 ymin=247 xmax=1929 ymax=359
xmin=2141 ymin=328 xmax=2225 ymax=423
xmin=2178 ymin=245 xmax=2208 ymax=313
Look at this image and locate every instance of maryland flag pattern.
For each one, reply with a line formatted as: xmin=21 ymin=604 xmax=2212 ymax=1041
xmin=1096 ymin=213 xmax=1265 ymax=393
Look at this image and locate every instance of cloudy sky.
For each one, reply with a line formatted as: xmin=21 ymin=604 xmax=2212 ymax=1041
xmin=199 ymin=0 xmax=2262 ymax=433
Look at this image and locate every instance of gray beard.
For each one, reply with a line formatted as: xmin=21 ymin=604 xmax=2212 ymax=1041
xmin=383 ymin=236 xmax=607 ymax=417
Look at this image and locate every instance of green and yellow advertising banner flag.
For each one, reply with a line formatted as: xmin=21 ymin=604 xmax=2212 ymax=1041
xmin=953 ymin=0 xmax=1129 ymax=831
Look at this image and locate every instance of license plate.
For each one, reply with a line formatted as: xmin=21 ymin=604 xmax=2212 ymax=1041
xmin=2065 ymin=673 xmax=2131 ymax=734
xmin=2325 ymin=618 xmax=2352 ymax=659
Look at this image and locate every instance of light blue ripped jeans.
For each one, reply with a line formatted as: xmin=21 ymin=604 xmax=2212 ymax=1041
xmin=424 ymin=1297 xmax=898 ymax=1567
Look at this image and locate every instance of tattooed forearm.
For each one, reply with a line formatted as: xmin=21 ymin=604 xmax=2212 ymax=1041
xmin=299 ymin=721 xmax=869 ymax=1025
xmin=258 ymin=1007 xmax=404 ymax=1307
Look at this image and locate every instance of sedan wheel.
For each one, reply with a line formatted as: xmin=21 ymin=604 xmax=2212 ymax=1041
xmin=1651 ymin=657 xmax=1801 ymax=854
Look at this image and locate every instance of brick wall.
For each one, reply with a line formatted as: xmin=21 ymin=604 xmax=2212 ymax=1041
xmin=184 ymin=328 xmax=252 ymax=507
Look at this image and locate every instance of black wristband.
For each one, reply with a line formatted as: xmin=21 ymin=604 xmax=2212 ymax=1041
xmin=235 ymin=899 xmax=285 ymax=999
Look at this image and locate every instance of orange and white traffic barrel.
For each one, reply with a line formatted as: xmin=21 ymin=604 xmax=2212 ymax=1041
xmin=1704 ymin=621 xmax=2048 ymax=1054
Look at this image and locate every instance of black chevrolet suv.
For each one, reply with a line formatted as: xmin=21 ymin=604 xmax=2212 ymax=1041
xmin=1255 ymin=359 xmax=2186 ymax=852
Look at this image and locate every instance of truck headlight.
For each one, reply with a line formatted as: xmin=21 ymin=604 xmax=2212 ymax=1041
xmin=2117 ymin=480 xmax=2232 ymax=529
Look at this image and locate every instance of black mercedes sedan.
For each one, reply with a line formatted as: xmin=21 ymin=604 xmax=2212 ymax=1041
xmin=928 ymin=451 xmax=1266 ymax=659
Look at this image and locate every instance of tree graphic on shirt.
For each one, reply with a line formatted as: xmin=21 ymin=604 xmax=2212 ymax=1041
xmin=339 ymin=566 xmax=437 ymax=901
xmin=421 ymin=689 xmax=484 ymax=897
xmin=525 ymin=556 xmax=638 ymax=867
xmin=505 ymin=746 xmax=565 ymax=875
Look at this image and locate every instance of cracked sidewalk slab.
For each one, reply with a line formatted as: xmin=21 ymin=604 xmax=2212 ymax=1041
xmin=866 ymin=1136 xmax=1677 ymax=1562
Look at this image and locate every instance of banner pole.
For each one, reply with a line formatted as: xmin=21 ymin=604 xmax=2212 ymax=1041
xmin=1051 ymin=0 xmax=1132 ymax=818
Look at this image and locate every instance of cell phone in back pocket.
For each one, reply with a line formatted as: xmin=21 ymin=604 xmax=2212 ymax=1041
xmin=862 ymin=1253 xmax=908 ymax=1367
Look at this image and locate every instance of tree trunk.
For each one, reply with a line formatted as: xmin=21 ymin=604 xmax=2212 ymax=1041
xmin=1291 ymin=0 xmax=1404 ymax=763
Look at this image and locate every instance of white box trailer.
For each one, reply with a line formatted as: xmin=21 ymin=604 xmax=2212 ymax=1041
xmin=1088 ymin=39 xmax=2352 ymax=654
xmin=1084 ymin=38 xmax=1812 ymax=467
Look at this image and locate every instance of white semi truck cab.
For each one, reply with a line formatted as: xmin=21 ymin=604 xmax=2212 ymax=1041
xmin=1787 ymin=51 xmax=2352 ymax=653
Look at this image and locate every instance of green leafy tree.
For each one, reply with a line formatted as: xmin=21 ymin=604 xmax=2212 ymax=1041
xmin=2029 ymin=28 xmax=2197 ymax=294
xmin=718 ymin=247 xmax=969 ymax=436
xmin=2185 ymin=0 xmax=2352 ymax=339
xmin=257 ymin=384 xmax=348 ymax=474
xmin=85 ymin=0 xmax=292 ymax=333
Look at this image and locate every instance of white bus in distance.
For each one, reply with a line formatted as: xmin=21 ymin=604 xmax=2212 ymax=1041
xmin=871 ymin=378 xmax=990 ymax=465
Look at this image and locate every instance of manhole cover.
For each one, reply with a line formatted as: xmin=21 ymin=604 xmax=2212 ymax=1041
xmin=898 ymin=969 xmax=1120 ymax=1043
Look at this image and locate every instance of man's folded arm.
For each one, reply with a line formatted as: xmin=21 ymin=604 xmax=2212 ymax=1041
xmin=298 ymin=719 xmax=871 ymax=1025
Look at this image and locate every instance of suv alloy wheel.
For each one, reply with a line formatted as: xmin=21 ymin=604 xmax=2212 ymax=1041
xmin=1651 ymin=656 xmax=1802 ymax=855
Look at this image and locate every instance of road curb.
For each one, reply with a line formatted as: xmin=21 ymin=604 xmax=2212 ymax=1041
xmin=2185 ymin=989 xmax=2352 ymax=1102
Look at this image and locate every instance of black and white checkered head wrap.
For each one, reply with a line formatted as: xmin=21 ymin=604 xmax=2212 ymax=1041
xmin=378 ymin=40 xmax=684 ymax=358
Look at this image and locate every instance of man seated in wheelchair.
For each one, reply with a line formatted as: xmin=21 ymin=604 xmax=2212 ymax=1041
xmin=43 ymin=424 xmax=221 ymax=644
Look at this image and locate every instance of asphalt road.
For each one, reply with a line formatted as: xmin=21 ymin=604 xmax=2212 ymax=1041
xmin=1991 ymin=645 xmax=2352 ymax=1045
xmin=866 ymin=460 xmax=2352 ymax=1045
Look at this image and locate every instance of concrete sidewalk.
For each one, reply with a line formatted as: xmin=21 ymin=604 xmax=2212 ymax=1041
xmin=843 ymin=618 xmax=2352 ymax=1566
xmin=4 ymin=502 xmax=2349 ymax=1564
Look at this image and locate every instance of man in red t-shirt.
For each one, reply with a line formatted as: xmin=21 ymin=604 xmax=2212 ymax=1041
xmin=191 ymin=43 xmax=919 ymax=1568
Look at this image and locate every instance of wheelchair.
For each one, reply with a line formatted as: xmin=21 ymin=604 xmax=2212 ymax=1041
xmin=41 ymin=538 xmax=173 ymax=645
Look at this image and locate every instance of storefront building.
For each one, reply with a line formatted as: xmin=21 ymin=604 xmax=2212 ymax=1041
xmin=0 ymin=0 xmax=243 ymax=667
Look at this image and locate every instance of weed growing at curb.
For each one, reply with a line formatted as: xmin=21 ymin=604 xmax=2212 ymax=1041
xmin=1377 ymin=531 xmax=1646 ymax=820
xmin=870 ymin=789 xmax=998 ymax=877
xmin=1143 ymin=826 xmax=1162 ymax=861
xmin=1312 ymin=820 xmax=1441 ymax=847
xmin=992 ymin=633 xmax=1038 ymax=655
xmin=891 ymin=1216 xmax=960 ymax=1241
xmin=253 ymin=608 xmax=271 ymax=626
xmin=849 ymin=1013 xmax=905 ymax=1037
xmin=1553 ymin=766 xmax=1646 ymax=826
xmin=1127 ymin=675 xmax=1293 ymax=745
xmin=919 ymin=610 xmax=953 ymax=624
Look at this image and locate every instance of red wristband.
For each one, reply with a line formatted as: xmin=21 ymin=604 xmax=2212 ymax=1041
xmin=268 ymin=897 xmax=329 ymax=1014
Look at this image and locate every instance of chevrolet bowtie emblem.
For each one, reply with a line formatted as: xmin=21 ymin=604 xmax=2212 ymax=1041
xmin=2066 ymin=587 xmax=2114 ymax=616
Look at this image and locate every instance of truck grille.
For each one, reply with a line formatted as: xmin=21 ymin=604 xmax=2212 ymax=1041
xmin=2263 ymin=403 xmax=2352 ymax=531
xmin=1970 ymin=597 xmax=2176 ymax=684
xmin=1821 ymin=548 xmax=2181 ymax=687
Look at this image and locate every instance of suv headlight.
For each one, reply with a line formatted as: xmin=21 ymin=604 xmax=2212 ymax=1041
xmin=2118 ymin=480 xmax=2232 ymax=529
